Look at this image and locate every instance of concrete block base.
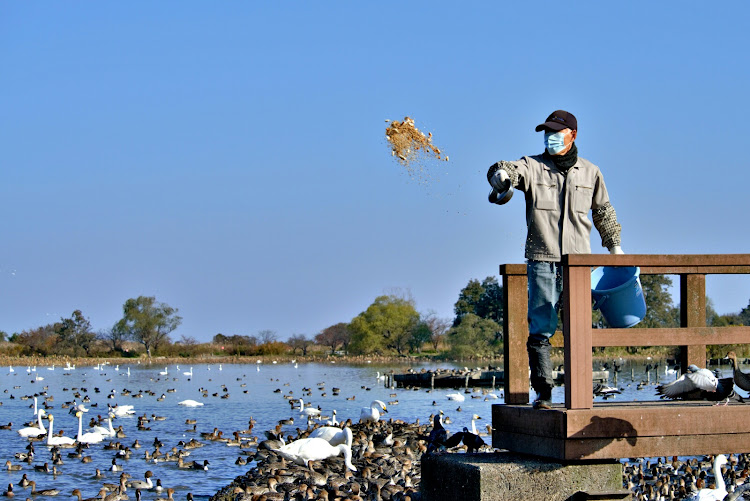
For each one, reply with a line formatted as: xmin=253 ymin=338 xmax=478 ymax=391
xmin=421 ymin=452 xmax=626 ymax=501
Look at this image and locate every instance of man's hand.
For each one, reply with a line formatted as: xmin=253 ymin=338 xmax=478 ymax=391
xmin=609 ymin=245 xmax=624 ymax=255
xmin=489 ymin=169 xmax=510 ymax=191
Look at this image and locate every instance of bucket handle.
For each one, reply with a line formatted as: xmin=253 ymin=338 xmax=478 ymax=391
xmin=593 ymin=294 xmax=609 ymax=311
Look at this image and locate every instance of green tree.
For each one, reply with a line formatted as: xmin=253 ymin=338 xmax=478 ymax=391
xmin=0 ymin=330 xmax=7 ymax=342
xmin=58 ymin=310 xmax=96 ymax=356
xmin=454 ymin=277 xmax=504 ymax=331
xmin=633 ymin=275 xmax=679 ymax=329
xmin=98 ymin=322 xmax=128 ymax=353
xmin=739 ymin=300 xmax=750 ymax=326
xmin=117 ymin=296 xmax=182 ymax=359
xmin=446 ymin=313 xmax=501 ymax=359
xmin=349 ymin=295 xmax=420 ymax=355
xmin=408 ymin=321 xmax=432 ymax=353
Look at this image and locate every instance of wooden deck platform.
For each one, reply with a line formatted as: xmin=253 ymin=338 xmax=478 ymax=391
xmin=493 ymin=400 xmax=750 ymax=461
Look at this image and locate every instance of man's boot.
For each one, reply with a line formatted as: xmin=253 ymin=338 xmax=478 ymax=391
xmin=527 ymin=338 xmax=554 ymax=409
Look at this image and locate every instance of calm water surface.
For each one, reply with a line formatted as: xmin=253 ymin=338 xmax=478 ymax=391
xmin=0 ymin=358 xmax=742 ymax=499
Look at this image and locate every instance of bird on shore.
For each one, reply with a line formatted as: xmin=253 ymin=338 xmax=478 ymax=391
xmin=275 ymin=437 xmax=356 ymax=471
xmin=308 ymin=426 xmax=353 ymax=447
xmin=445 ymin=427 xmax=486 ymax=453
xmin=426 ymin=411 xmax=447 ymax=454
xmin=725 ymin=351 xmax=750 ymax=392
xmin=685 ymin=454 xmax=727 ymax=500
xmin=359 ymin=400 xmax=387 ymax=423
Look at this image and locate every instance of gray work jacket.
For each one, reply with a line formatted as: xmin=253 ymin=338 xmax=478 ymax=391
xmin=501 ymin=154 xmax=613 ymax=262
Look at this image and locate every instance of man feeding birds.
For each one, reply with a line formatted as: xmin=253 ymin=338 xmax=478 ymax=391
xmin=487 ymin=110 xmax=624 ymax=409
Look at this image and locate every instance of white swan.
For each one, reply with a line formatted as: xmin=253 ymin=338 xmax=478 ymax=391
xmin=376 ymin=371 xmax=386 ymax=381
xmin=159 ymin=367 xmax=168 ymax=376
xmin=446 ymin=392 xmax=466 ymax=402
xmin=183 ymin=367 xmax=193 ymax=377
xmin=90 ymin=413 xmax=116 ymax=437
xmin=75 ymin=411 xmax=104 ymax=444
xmin=178 ymin=399 xmax=204 ymax=407
xmin=308 ymin=426 xmax=352 ymax=448
xmin=687 ymin=454 xmax=728 ymax=500
xmin=359 ymin=400 xmax=388 ymax=423
xmin=298 ymin=398 xmax=321 ymax=417
xmin=46 ymin=414 xmax=76 ymax=446
xmin=126 ymin=470 xmax=154 ymax=489
xmin=470 ymin=414 xmax=481 ymax=435
xmin=110 ymin=404 xmax=135 ymax=417
xmin=18 ymin=409 xmax=46 ymax=438
xmin=275 ymin=437 xmax=356 ymax=471
xmin=326 ymin=410 xmax=338 ymax=426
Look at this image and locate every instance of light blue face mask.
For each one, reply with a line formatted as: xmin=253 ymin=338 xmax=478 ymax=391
xmin=544 ymin=131 xmax=568 ymax=155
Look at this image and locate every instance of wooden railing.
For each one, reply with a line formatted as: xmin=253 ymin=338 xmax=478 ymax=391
xmin=501 ymin=254 xmax=750 ymax=409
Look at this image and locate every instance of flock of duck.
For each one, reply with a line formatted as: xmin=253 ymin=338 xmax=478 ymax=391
xmin=0 ymin=361 xmax=498 ymax=501
xmin=3 ymin=354 xmax=750 ymax=501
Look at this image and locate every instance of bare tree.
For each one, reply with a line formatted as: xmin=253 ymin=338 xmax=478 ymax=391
xmin=288 ymin=334 xmax=313 ymax=355
xmin=423 ymin=310 xmax=451 ymax=351
xmin=258 ymin=329 xmax=278 ymax=344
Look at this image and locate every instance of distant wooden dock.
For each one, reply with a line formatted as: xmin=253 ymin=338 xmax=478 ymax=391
xmin=392 ymin=367 xmax=609 ymax=389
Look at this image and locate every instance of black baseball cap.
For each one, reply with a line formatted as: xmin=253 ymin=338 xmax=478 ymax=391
xmin=535 ymin=110 xmax=577 ymax=132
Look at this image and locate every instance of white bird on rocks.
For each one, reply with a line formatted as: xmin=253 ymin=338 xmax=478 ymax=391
xmin=275 ymin=437 xmax=357 ymax=471
xmin=359 ymin=400 xmax=387 ymax=423
xmin=178 ymin=400 xmax=204 ymax=407
xmin=308 ymin=426 xmax=353 ymax=447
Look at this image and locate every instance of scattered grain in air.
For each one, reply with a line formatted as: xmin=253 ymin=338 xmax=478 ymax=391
xmin=385 ymin=116 xmax=449 ymax=185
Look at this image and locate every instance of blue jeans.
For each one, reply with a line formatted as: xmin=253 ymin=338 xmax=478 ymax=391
xmin=527 ymin=260 xmax=563 ymax=343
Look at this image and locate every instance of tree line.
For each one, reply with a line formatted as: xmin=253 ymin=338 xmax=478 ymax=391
xmin=1 ymin=277 xmax=749 ymax=359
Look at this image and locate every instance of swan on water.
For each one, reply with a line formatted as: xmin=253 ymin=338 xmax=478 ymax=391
xmin=686 ymin=454 xmax=727 ymax=500
xmin=17 ymin=409 xmax=46 ymax=438
xmin=75 ymin=411 xmax=104 ymax=444
xmin=110 ymin=404 xmax=135 ymax=416
xmin=183 ymin=367 xmax=193 ymax=377
xmin=359 ymin=400 xmax=387 ymax=423
xmin=274 ymin=437 xmax=356 ymax=471
xmin=308 ymin=426 xmax=353 ymax=447
xmin=446 ymin=392 xmax=465 ymax=402
xmin=178 ymin=400 xmax=204 ymax=407
xmin=298 ymin=398 xmax=321 ymax=417
xmin=159 ymin=367 xmax=168 ymax=376
xmin=90 ymin=414 xmax=116 ymax=437
xmin=46 ymin=414 xmax=76 ymax=446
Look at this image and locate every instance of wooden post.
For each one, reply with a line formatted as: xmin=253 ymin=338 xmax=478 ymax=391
xmin=680 ymin=274 xmax=707 ymax=370
xmin=501 ymin=265 xmax=530 ymax=404
xmin=563 ymin=257 xmax=593 ymax=409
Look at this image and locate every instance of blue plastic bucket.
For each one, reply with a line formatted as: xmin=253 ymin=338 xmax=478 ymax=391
xmin=591 ymin=266 xmax=647 ymax=328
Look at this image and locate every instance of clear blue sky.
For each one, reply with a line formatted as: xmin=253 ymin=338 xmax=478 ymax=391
xmin=2 ymin=3 xmax=749 ymax=341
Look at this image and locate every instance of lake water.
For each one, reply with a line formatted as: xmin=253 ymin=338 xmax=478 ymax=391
xmin=0 ymin=358 xmax=742 ymax=499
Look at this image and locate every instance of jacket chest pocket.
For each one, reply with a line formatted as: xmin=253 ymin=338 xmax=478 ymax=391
xmin=573 ymin=184 xmax=593 ymax=213
xmin=534 ymin=183 xmax=558 ymax=210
